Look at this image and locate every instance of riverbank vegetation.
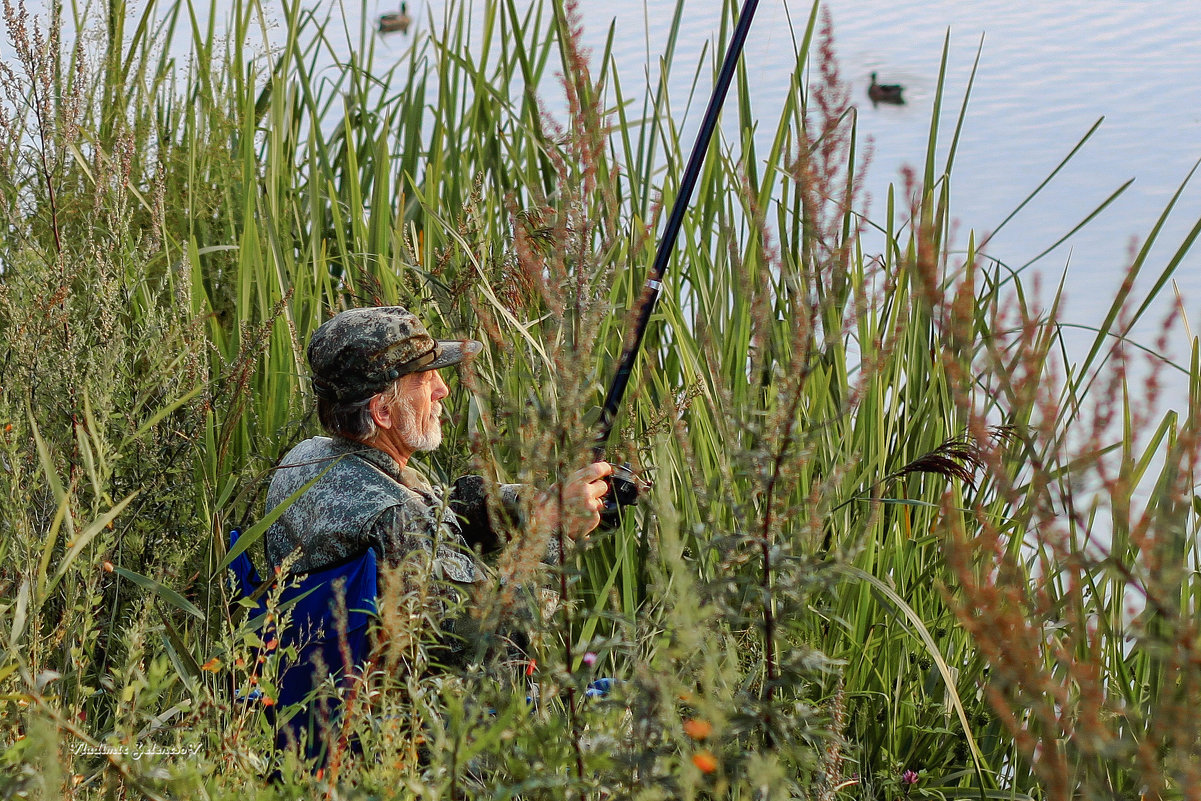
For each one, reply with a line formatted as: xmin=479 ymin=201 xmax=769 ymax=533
xmin=3 ymin=0 xmax=1201 ymax=797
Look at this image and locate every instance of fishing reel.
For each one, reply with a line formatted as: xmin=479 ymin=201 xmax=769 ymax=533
xmin=599 ymin=463 xmax=648 ymax=530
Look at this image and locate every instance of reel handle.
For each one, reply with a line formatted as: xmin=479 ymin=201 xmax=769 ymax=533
xmin=599 ymin=463 xmax=643 ymax=530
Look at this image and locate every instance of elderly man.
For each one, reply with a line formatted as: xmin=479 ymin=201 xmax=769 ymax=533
xmin=263 ymin=305 xmax=611 ymax=630
xmin=254 ymin=306 xmax=612 ymax=767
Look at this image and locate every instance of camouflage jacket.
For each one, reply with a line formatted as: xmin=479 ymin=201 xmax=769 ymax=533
xmin=264 ymin=436 xmax=524 ymax=580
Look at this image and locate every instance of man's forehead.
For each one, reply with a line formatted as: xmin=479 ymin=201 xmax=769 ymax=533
xmin=394 ymin=368 xmax=444 ymax=393
xmin=407 ymin=369 xmax=437 ymax=384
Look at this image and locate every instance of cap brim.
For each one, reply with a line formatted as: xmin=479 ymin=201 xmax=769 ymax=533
xmin=424 ymin=339 xmax=484 ymax=371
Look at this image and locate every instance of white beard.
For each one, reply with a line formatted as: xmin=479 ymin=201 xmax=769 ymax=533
xmin=397 ymin=395 xmax=442 ymax=452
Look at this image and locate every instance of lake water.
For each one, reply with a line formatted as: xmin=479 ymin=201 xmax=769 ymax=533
xmin=382 ymin=0 xmax=1201 ymax=407
xmin=326 ymin=0 xmax=1201 ymax=398
xmin=579 ymin=1 xmax=1201 ymax=342
xmin=9 ymin=0 xmax=1201 ymax=404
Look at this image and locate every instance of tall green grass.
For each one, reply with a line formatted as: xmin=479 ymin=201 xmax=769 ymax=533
xmin=2 ymin=0 xmax=1200 ymax=797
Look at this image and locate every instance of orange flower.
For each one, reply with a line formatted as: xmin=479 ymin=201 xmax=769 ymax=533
xmin=200 ymin=658 xmax=222 ymax=672
xmin=525 ymin=659 xmax=537 ymax=676
xmin=692 ymin=751 xmax=718 ymax=774
xmin=260 ymin=696 xmax=276 ymax=707
xmin=683 ymin=719 xmax=713 ymax=740
xmin=265 ymin=638 xmax=279 ymax=650
xmin=102 ymin=561 xmax=114 ymax=573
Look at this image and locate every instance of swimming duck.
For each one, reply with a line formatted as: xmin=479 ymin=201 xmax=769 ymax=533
xmin=868 ymin=72 xmax=905 ymax=105
xmin=378 ymin=2 xmax=412 ymax=34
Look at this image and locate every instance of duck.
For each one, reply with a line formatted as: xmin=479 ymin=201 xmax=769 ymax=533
xmin=378 ymin=2 xmax=412 ymax=34
xmin=868 ymin=72 xmax=905 ymax=105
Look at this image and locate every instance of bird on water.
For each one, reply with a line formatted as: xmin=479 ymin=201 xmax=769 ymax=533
xmin=378 ymin=2 xmax=412 ymax=33
xmin=868 ymin=72 xmax=904 ymax=105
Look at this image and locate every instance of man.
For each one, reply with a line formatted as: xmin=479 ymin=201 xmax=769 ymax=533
xmin=263 ymin=305 xmax=611 ymax=640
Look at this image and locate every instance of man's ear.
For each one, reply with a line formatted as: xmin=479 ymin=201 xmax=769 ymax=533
xmin=367 ymin=393 xmax=394 ymax=430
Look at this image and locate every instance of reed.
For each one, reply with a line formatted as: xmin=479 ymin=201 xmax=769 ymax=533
xmin=2 ymin=0 xmax=1200 ymax=796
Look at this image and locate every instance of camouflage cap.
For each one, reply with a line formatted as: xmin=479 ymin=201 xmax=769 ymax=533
xmin=308 ymin=306 xmax=483 ymax=402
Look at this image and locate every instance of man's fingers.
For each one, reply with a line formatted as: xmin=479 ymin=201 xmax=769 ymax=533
xmin=552 ymin=463 xmax=614 ymax=540
xmin=577 ymin=461 xmax=613 ymax=482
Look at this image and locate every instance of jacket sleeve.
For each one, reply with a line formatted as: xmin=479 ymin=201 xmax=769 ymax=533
xmin=369 ymin=503 xmax=484 ymax=584
xmin=449 ymin=475 xmax=525 ymax=554
xmin=449 ymin=477 xmax=564 ymax=565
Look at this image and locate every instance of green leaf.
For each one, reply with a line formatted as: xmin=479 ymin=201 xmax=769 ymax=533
xmin=6 ymin=579 xmax=29 ymax=653
xmin=46 ymin=492 xmax=140 ymax=597
xmin=159 ymin=612 xmax=203 ymax=694
xmin=835 ymin=564 xmax=990 ymax=785
xmin=112 ymin=566 xmax=205 ymax=621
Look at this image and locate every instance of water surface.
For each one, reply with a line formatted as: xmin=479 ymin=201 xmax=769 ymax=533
xmin=376 ymin=0 xmax=1201 ymax=381
xmin=10 ymin=0 xmax=1201 ymax=396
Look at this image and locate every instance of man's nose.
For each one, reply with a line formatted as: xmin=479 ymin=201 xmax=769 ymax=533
xmin=431 ymin=371 xmax=449 ymax=400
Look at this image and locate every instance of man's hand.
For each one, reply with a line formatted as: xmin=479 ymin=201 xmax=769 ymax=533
xmin=533 ymin=462 xmax=613 ymax=541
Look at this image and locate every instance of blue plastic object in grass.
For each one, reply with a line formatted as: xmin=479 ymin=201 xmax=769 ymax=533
xmin=234 ymin=686 xmax=264 ymax=703
xmin=226 ymin=529 xmax=259 ymax=600
xmin=226 ymin=529 xmax=379 ymax=764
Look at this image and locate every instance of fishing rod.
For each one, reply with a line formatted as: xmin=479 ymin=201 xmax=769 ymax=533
xmin=596 ymin=0 xmax=762 ymax=515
